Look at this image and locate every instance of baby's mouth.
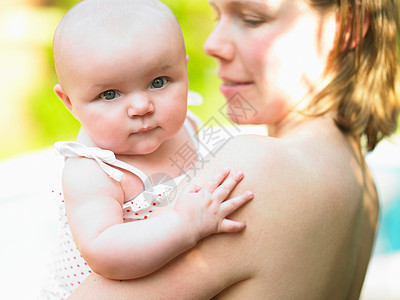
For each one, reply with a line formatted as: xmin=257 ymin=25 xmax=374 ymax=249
xmin=134 ymin=126 xmax=156 ymax=134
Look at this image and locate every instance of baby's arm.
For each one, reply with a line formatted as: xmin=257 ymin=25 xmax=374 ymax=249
xmin=63 ymin=157 xmax=253 ymax=280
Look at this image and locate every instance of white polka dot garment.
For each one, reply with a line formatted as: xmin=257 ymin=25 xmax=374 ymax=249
xmin=39 ymin=179 xmax=175 ymax=299
xmin=38 ymin=116 xmax=199 ymax=299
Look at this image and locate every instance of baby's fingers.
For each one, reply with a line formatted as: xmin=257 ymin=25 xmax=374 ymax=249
xmin=203 ymin=168 xmax=231 ymax=194
xmin=219 ymin=219 xmax=246 ymax=233
xmin=184 ymin=183 xmax=202 ymax=194
xmin=218 ymin=191 xmax=254 ymax=233
xmin=220 ymin=191 xmax=254 ymax=217
xmin=212 ymin=171 xmax=244 ymax=202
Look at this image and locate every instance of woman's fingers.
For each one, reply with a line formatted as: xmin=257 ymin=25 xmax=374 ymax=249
xmin=212 ymin=171 xmax=244 ymax=202
xmin=219 ymin=191 xmax=254 ymax=219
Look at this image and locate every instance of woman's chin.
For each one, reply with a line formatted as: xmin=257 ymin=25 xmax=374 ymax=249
xmin=228 ymin=115 xmax=252 ymax=125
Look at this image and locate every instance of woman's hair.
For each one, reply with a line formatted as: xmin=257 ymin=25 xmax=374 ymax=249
xmin=308 ymin=0 xmax=400 ymax=151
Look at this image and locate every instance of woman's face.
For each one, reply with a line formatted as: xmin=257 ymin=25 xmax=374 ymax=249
xmin=204 ymin=0 xmax=338 ymax=130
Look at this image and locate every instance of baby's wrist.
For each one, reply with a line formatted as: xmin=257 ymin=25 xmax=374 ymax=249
xmin=168 ymin=210 xmax=200 ymax=248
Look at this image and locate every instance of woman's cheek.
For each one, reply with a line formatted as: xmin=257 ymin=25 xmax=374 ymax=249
xmin=244 ymin=32 xmax=273 ymax=67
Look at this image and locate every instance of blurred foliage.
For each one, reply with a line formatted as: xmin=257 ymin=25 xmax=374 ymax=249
xmin=20 ymin=0 xmax=224 ymax=159
xmin=2 ymin=0 xmax=399 ymax=160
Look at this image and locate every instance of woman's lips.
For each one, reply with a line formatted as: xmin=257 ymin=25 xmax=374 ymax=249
xmin=220 ymin=81 xmax=253 ymax=98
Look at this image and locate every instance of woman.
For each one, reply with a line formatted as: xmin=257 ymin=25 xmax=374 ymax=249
xmin=70 ymin=0 xmax=400 ymax=298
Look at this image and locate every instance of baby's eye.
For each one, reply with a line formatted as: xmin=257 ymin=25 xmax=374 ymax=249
xmin=99 ymin=90 xmax=120 ymax=101
xmin=151 ymin=77 xmax=169 ymax=89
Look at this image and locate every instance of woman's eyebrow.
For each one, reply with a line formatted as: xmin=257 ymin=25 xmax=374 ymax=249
xmin=209 ymin=0 xmax=274 ymax=13
xmin=231 ymin=0 xmax=268 ymax=10
xmin=235 ymin=0 xmax=275 ymax=12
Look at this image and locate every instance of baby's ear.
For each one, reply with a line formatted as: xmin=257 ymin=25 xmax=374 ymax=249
xmin=54 ymin=83 xmax=73 ymax=113
xmin=186 ymin=55 xmax=189 ymax=64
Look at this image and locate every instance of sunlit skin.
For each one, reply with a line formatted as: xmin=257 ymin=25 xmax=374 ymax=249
xmin=54 ymin=12 xmax=189 ymax=156
xmin=205 ymin=0 xmax=337 ymax=136
xmin=48 ymin=0 xmax=254 ymax=288
xmin=69 ymin=0 xmax=381 ymax=299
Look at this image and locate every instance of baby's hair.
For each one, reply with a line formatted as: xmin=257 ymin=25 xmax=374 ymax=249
xmin=53 ymin=0 xmax=185 ymax=91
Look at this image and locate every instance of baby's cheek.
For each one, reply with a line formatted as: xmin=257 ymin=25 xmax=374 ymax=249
xmin=90 ymin=121 xmax=120 ymax=145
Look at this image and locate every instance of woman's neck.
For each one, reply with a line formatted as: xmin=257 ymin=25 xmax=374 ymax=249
xmin=270 ymin=113 xmax=364 ymax=162
xmin=267 ymin=111 xmax=317 ymax=138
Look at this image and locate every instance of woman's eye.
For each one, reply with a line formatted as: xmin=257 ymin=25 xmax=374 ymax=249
xmin=100 ymin=90 xmax=120 ymax=101
xmin=151 ymin=77 xmax=168 ymax=89
xmin=243 ymin=17 xmax=264 ymax=27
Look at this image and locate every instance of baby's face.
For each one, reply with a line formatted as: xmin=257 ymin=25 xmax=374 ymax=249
xmin=59 ymin=20 xmax=189 ymax=155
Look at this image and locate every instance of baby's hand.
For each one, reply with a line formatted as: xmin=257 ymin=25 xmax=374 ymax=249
xmin=174 ymin=169 xmax=254 ymax=241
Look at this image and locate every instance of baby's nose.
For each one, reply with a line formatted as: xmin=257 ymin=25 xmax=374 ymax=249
xmin=127 ymin=94 xmax=155 ymax=117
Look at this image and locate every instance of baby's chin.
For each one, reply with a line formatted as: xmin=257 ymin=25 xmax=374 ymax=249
xmin=114 ymin=142 xmax=163 ymax=156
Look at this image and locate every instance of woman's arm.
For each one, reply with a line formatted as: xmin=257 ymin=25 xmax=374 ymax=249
xmin=63 ymin=156 xmax=252 ymax=280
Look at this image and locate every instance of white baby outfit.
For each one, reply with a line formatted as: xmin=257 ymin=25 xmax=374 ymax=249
xmin=39 ymin=95 xmax=202 ymax=300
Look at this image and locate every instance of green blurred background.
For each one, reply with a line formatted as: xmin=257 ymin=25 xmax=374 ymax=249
xmin=1 ymin=0 xmax=399 ymax=161
xmin=0 ymin=0 xmax=224 ymax=161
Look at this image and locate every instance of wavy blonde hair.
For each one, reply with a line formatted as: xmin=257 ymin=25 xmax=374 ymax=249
xmin=308 ymin=0 xmax=400 ymax=151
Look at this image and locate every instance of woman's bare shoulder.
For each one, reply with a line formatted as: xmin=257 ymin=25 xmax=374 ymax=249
xmin=70 ymin=134 xmax=370 ymax=299
xmin=217 ymin=133 xmax=362 ymax=201
xmin=197 ymin=134 xmax=368 ymax=298
xmin=207 ymin=134 xmax=284 ymax=171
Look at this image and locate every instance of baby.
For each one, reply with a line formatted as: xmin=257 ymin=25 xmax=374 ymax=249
xmin=40 ymin=0 xmax=253 ymax=298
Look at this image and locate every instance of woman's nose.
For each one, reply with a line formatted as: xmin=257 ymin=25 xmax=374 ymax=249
xmin=204 ymin=21 xmax=234 ymax=61
xmin=127 ymin=94 xmax=154 ymax=117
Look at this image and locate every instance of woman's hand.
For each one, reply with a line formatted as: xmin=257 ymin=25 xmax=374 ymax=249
xmin=174 ymin=169 xmax=254 ymax=241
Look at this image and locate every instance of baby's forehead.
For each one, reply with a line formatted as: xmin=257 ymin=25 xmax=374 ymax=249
xmin=54 ymin=1 xmax=181 ymax=59
xmin=53 ymin=0 xmax=185 ymax=85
